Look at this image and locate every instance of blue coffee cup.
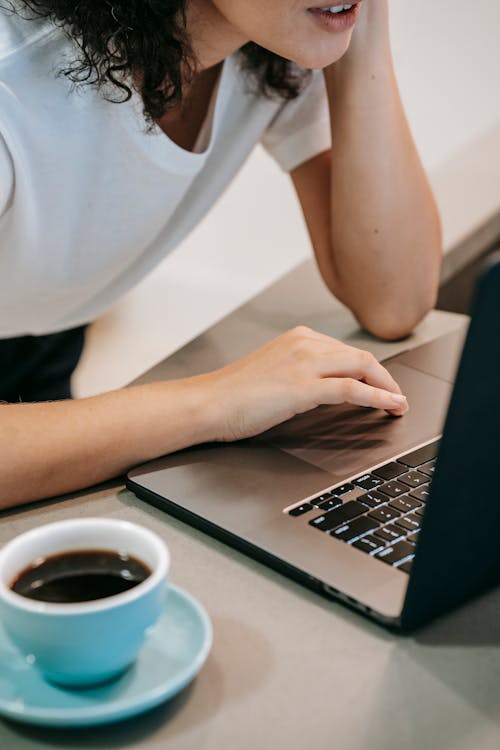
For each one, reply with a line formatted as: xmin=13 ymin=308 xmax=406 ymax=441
xmin=0 ymin=518 xmax=169 ymax=687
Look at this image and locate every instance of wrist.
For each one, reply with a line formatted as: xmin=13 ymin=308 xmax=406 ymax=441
xmin=124 ymin=377 xmax=220 ymax=465
xmin=159 ymin=375 xmax=221 ymax=447
xmin=185 ymin=371 xmax=234 ymax=444
xmin=325 ymin=1 xmax=391 ymax=80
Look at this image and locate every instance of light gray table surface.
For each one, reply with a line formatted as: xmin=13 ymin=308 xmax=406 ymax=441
xmin=2 ymin=261 xmax=499 ymax=750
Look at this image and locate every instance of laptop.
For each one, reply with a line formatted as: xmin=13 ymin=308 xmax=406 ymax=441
xmin=127 ymin=254 xmax=500 ymax=631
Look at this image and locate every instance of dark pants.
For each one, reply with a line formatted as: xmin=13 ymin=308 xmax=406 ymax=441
xmin=0 ymin=326 xmax=86 ymax=402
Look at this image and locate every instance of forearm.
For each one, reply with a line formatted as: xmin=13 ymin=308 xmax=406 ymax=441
xmin=0 ymin=378 xmax=214 ymax=509
xmin=323 ymin=1 xmax=442 ymax=339
xmin=0 ymin=325 xmax=412 ymax=510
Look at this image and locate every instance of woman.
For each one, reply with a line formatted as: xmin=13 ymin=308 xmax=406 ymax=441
xmin=0 ymin=0 xmax=441 ymax=508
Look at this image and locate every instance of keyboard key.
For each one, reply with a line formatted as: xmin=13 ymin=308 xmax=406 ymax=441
xmin=331 ymin=483 xmax=355 ymax=496
xmin=414 ymin=506 xmax=426 ymax=518
xmin=409 ymin=486 xmax=430 ymax=502
xmin=309 ymin=501 xmax=367 ymax=533
xmin=309 ymin=513 xmax=330 ymax=531
xmin=353 ymin=474 xmax=384 ymax=491
xmin=335 ymin=488 xmax=365 ymax=503
xmin=398 ymin=471 xmax=428 ymax=488
xmin=394 ymin=513 xmax=421 ymax=533
xmin=398 ymin=441 xmax=440 ymax=468
xmin=373 ymin=524 xmax=405 ymax=543
xmin=398 ymin=559 xmax=414 ymax=574
xmin=376 ymin=541 xmax=416 ymax=566
xmin=318 ymin=497 xmax=343 ymax=511
xmin=372 ymin=463 xmax=407 ymax=481
xmin=352 ymin=535 xmax=385 ymax=554
xmin=289 ymin=503 xmax=313 ymax=517
xmin=331 ymin=516 xmax=380 ymax=543
xmin=389 ymin=496 xmax=422 ymax=513
xmin=368 ymin=506 xmax=401 ymax=524
xmin=379 ymin=481 xmax=408 ymax=498
xmin=310 ymin=493 xmax=337 ymax=507
xmin=418 ymin=460 xmax=436 ymax=478
xmin=357 ymin=490 xmax=388 ymax=508
xmin=407 ymin=532 xmax=420 ymax=544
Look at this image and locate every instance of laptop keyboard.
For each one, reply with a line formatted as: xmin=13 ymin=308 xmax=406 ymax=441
xmin=287 ymin=441 xmax=439 ymax=575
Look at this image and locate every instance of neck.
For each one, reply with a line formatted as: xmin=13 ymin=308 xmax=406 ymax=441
xmin=185 ymin=0 xmax=249 ymax=70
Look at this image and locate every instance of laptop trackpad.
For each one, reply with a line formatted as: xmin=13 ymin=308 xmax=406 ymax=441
xmin=390 ymin=328 xmax=467 ymax=383
xmin=256 ymin=362 xmax=452 ymax=480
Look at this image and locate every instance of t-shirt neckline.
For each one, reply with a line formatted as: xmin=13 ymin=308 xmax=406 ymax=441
xmin=120 ymin=55 xmax=235 ymax=175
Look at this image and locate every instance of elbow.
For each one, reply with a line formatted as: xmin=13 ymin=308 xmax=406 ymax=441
xmin=319 ymin=245 xmax=442 ymax=341
xmin=355 ymin=287 xmax=439 ymax=342
xmin=361 ymin=316 xmax=421 ymax=342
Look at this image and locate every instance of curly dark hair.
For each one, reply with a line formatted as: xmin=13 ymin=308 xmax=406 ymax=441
xmin=5 ymin=1 xmax=309 ymax=125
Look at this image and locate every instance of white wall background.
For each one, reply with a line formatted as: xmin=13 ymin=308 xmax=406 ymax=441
xmin=74 ymin=0 xmax=500 ymax=397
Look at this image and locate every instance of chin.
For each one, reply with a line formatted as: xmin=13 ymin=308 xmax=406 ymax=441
xmin=288 ymin=36 xmax=353 ymax=70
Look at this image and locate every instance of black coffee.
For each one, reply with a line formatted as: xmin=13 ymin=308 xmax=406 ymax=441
xmin=10 ymin=549 xmax=151 ymax=603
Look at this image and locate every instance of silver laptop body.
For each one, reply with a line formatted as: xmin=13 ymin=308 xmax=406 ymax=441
xmin=127 ymin=256 xmax=500 ymax=629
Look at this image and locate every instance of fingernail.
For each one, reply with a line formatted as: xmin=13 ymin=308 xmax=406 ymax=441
xmin=390 ymin=394 xmax=408 ymax=404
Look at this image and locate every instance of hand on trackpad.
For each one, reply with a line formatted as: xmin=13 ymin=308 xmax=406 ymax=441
xmin=256 ymin=363 xmax=452 ymax=478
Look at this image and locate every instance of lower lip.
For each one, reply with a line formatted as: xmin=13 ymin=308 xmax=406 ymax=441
xmin=307 ymin=4 xmax=360 ymax=33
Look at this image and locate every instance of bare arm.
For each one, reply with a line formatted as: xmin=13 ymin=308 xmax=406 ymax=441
xmin=0 ymin=378 xmax=212 ymax=509
xmin=291 ymin=0 xmax=442 ymax=340
xmin=0 ymin=327 xmax=408 ymax=509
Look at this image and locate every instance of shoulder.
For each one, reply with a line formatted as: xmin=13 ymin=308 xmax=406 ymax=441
xmin=261 ymin=69 xmax=331 ymax=173
xmin=0 ymin=7 xmax=59 ymax=64
xmin=0 ymin=9 xmax=72 ymax=218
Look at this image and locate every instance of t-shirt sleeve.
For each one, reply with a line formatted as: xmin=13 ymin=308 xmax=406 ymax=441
xmin=261 ymin=69 xmax=331 ymax=173
xmin=0 ymin=132 xmax=14 ymax=217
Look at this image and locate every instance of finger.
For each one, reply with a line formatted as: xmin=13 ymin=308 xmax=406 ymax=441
xmin=384 ymin=398 xmax=410 ymax=417
xmin=286 ymin=329 xmax=404 ymax=396
xmin=316 ymin=349 xmax=403 ymax=395
xmin=314 ymin=377 xmax=409 ymax=415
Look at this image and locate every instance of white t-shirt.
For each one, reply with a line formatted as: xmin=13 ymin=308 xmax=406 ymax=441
xmin=0 ymin=11 xmax=331 ymax=337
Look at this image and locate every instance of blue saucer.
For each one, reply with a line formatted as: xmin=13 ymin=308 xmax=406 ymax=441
xmin=0 ymin=584 xmax=212 ymax=728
